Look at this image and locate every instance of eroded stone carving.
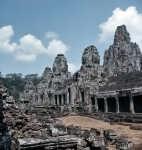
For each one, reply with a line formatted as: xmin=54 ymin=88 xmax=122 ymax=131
xmin=103 ymin=25 xmax=141 ymax=76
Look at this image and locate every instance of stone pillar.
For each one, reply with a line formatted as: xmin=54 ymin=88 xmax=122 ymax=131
xmin=61 ymin=95 xmax=63 ymax=105
xmin=57 ymin=95 xmax=59 ymax=105
xmin=79 ymin=91 xmax=81 ymax=102
xmin=65 ymin=94 xmax=67 ymax=104
xmin=115 ymin=96 xmax=120 ymax=113
xmin=67 ymin=92 xmax=69 ymax=104
xmin=38 ymin=95 xmax=40 ymax=105
xmin=51 ymin=95 xmax=54 ymax=105
xmin=129 ymin=95 xmax=134 ymax=113
xmin=95 ymin=97 xmax=98 ymax=112
xmin=104 ymin=98 xmax=108 ymax=113
xmin=54 ymin=95 xmax=56 ymax=105
xmin=85 ymin=91 xmax=88 ymax=104
xmin=70 ymin=87 xmax=73 ymax=105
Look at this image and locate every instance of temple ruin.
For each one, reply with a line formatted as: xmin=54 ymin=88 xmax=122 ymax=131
xmin=19 ymin=25 xmax=142 ymax=117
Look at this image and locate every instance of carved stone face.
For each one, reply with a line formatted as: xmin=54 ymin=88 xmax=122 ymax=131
xmin=82 ymin=45 xmax=100 ymax=65
xmin=53 ymin=54 xmax=68 ymax=76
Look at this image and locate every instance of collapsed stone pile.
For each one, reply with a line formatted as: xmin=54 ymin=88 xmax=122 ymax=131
xmin=2 ymin=107 xmax=134 ymax=150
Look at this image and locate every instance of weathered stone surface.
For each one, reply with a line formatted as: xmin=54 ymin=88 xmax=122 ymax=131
xmin=103 ymin=129 xmax=117 ymax=141
xmin=92 ymin=137 xmax=106 ymax=147
xmin=53 ymin=54 xmax=68 ymax=78
xmin=116 ymin=136 xmax=134 ymax=150
xmin=0 ymin=87 xmax=11 ymax=150
xmin=103 ymin=25 xmax=141 ymax=76
xmin=82 ymin=129 xmax=90 ymax=140
xmin=50 ymin=123 xmax=67 ymax=137
xmin=17 ymin=135 xmax=78 ymax=150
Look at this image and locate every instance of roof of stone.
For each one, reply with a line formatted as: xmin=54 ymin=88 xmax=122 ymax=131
xmin=63 ymin=78 xmax=73 ymax=85
xmin=99 ymin=71 xmax=142 ymax=92
xmin=56 ymin=86 xmax=66 ymax=91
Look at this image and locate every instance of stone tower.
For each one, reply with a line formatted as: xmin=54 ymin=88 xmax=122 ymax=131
xmin=53 ymin=54 xmax=68 ymax=79
xmin=103 ymin=25 xmax=141 ymax=76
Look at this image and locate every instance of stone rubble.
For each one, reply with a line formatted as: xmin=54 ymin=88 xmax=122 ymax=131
xmin=1 ymin=106 xmax=135 ymax=150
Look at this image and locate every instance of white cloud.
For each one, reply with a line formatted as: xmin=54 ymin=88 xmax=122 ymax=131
xmin=0 ymin=25 xmax=17 ymax=53
xmin=47 ymin=39 xmax=69 ymax=56
xmin=15 ymin=53 xmax=36 ymax=62
xmin=98 ymin=6 xmax=142 ymax=50
xmin=68 ymin=63 xmax=80 ymax=74
xmin=45 ymin=31 xmax=59 ymax=39
xmin=18 ymin=34 xmax=47 ymax=54
xmin=0 ymin=26 xmax=69 ymax=62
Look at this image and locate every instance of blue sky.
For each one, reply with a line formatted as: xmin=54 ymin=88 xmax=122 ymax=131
xmin=0 ymin=0 xmax=142 ymax=77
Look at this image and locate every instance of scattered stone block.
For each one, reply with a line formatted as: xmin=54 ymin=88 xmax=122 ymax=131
xmin=116 ymin=136 xmax=134 ymax=150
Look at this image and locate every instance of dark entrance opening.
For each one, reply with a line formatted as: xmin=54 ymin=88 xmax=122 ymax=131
xmin=91 ymin=97 xmax=95 ymax=105
xmin=55 ymin=95 xmax=57 ymax=105
xmin=59 ymin=95 xmax=61 ymax=105
xmin=118 ymin=96 xmax=130 ymax=112
xmin=81 ymin=91 xmax=85 ymax=102
xmin=0 ymin=94 xmax=2 ymax=99
xmin=107 ymin=98 xmax=116 ymax=113
xmin=35 ymin=96 xmax=38 ymax=104
xmin=68 ymin=88 xmax=71 ymax=103
xmin=2 ymin=96 xmax=6 ymax=100
xmin=40 ymin=95 xmax=43 ymax=104
xmin=133 ymin=95 xmax=142 ymax=113
xmin=63 ymin=94 xmax=66 ymax=104
xmin=97 ymin=98 xmax=104 ymax=112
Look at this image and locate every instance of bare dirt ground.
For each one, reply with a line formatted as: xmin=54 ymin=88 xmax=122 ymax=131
xmin=59 ymin=116 xmax=142 ymax=150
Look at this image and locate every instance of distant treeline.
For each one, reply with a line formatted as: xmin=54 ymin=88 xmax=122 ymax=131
xmin=0 ymin=72 xmax=41 ymax=101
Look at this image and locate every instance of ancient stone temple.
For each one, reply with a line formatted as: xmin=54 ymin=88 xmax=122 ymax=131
xmin=19 ymin=24 xmax=142 ymax=117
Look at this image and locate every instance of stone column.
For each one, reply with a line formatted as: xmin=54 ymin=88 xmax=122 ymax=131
xmin=57 ymin=95 xmax=59 ymax=105
xmin=67 ymin=92 xmax=69 ymax=104
xmin=104 ymin=98 xmax=108 ymax=113
xmin=61 ymin=95 xmax=63 ymax=105
xmin=115 ymin=96 xmax=119 ymax=113
xmin=84 ymin=91 xmax=87 ymax=103
xmin=38 ymin=95 xmax=40 ymax=105
xmin=79 ymin=91 xmax=81 ymax=102
xmin=51 ymin=95 xmax=54 ymax=105
xmin=129 ymin=95 xmax=134 ymax=113
xmin=65 ymin=94 xmax=67 ymax=104
xmin=70 ymin=87 xmax=73 ymax=105
xmin=54 ymin=95 xmax=56 ymax=105
xmin=95 ymin=97 xmax=98 ymax=112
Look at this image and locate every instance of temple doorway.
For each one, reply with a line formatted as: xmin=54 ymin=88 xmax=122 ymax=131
xmin=97 ymin=98 xmax=105 ymax=112
xmin=107 ymin=98 xmax=116 ymax=113
xmin=118 ymin=96 xmax=130 ymax=112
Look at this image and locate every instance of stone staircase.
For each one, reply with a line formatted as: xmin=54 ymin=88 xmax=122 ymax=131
xmin=91 ymin=112 xmax=142 ymax=123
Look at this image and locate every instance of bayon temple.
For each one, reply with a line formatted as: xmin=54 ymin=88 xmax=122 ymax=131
xmin=19 ymin=25 xmax=142 ymax=115
xmin=1 ymin=24 xmax=142 ymax=150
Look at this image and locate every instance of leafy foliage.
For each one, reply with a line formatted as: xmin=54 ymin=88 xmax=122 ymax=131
xmin=0 ymin=72 xmax=41 ymax=101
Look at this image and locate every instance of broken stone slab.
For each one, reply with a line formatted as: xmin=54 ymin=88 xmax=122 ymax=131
xmin=103 ymin=129 xmax=117 ymax=141
xmin=82 ymin=129 xmax=90 ymax=140
xmin=50 ymin=123 xmax=67 ymax=137
xmin=92 ymin=137 xmax=106 ymax=148
xmin=67 ymin=124 xmax=75 ymax=135
xmin=77 ymin=137 xmax=87 ymax=147
xmin=74 ymin=126 xmax=82 ymax=137
xmin=17 ymin=135 xmax=78 ymax=150
xmin=116 ymin=136 xmax=134 ymax=150
xmin=77 ymin=145 xmax=90 ymax=150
